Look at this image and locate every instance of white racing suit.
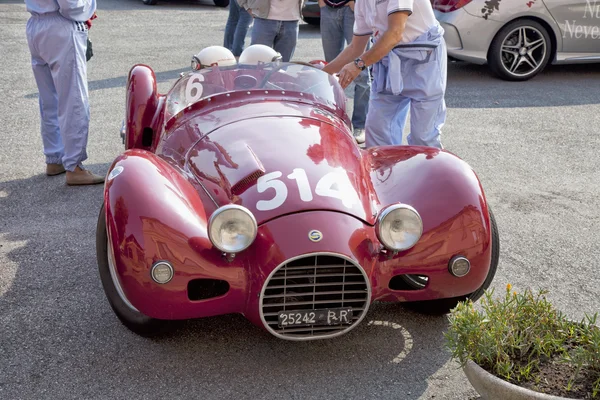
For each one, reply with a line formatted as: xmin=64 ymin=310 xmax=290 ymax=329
xmin=365 ymin=23 xmax=447 ymax=149
xmin=25 ymin=0 xmax=96 ymax=171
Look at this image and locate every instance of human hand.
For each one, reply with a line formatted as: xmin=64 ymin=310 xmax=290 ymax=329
xmin=346 ymin=1 xmax=355 ymax=12
xmin=85 ymin=12 xmax=97 ymax=30
xmin=336 ymin=62 xmax=360 ymax=89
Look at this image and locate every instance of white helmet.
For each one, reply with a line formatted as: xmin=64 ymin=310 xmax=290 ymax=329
xmin=191 ymin=46 xmax=237 ymax=71
xmin=239 ymin=44 xmax=282 ymax=65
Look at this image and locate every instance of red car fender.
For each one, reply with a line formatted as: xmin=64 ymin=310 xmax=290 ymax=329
xmin=367 ymin=146 xmax=493 ymax=301
xmin=102 ymin=150 xmax=248 ymax=319
xmin=125 ymin=64 xmax=165 ymax=152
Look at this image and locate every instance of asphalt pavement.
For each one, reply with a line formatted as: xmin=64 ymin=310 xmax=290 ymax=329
xmin=1 ymin=1 xmax=599 ymax=399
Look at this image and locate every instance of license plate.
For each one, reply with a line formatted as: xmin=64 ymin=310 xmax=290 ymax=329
xmin=277 ymin=307 xmax=353 ymax=328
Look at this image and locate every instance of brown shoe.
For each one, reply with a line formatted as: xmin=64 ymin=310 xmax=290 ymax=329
xmin=66 ymin=166 xmax=105 ymax=186
xmin=46 ymin=163 xmax=66 ymax=176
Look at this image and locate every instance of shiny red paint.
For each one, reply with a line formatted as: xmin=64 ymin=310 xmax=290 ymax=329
xmin=124 ymin=65 xmax=166 ymax=152
xmin=103 ymin=62 xmax=494 ymax=330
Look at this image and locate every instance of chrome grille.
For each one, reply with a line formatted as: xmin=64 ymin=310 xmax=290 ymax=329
xmin=260 ymin=253 xmax=371 ymax=340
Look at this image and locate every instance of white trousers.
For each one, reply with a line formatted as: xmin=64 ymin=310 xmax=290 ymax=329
xmin=26 ymin=12 xmax=90 ymax=171
xmin=365 ymin=39 xmax=447 ymax=149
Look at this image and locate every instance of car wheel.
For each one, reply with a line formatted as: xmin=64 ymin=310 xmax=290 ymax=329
xmin=488 ymin=19 xmax=552 ymax=81
xmin=303 ymin=17 xmax=320 ymax=26
xmin=96 ymin=204 xmax=173 ymax=337
xmin=213 ymin=0 xmax=230 ymax=7
xmin=142 ymin=0 xmax=158 ymax=5
xmin=403 ymin=206 xmax=500 ymax=315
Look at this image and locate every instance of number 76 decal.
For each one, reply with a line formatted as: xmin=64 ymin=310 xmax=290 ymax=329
xmin=256 ymin=168 xmax=360 ymax=211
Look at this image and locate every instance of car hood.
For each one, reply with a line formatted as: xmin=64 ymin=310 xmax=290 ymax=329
xmin=186 ymin=116 xmax=378 ymax=225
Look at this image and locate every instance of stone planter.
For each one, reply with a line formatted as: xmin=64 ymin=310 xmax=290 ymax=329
xmin=463 ymin=359 xmax=582 ymax=400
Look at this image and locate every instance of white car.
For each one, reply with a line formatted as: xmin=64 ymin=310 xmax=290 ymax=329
xmin=433 ymin=0 xmax=600 ymax=80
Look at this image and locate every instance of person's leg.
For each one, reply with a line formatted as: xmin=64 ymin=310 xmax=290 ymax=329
xmin=320 ymin=6 xmax=344 ymax=62
xmin=273 ymin=19 xmax=298 ymax=62
xmin=41 ymin=15 xmax=103 ymax=184
xmin=250 ymin=17 xmax=278 ymax=49
xmin=223 ymin=0 xmax=240 ymax=51
xmin=405 ymin=42 xmax=447 ymax=149
xmin=364 ymin=87 xmax=410 ymax=148
xmin=26 ymin=17 xmax=65 ymax=175
xmin=231 ymin=1 xmax=253 ymax=56
xmin=342 ymin=6 xmax=370 ymax=135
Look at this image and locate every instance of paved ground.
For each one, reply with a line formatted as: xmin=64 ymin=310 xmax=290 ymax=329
xmin=1 ymin=1 xmax=599 ymax=399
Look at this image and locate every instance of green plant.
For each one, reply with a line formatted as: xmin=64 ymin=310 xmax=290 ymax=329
xmin=444 ymin=284 xmax=600 ymax=398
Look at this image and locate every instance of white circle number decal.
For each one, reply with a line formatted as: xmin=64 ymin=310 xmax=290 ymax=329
xmin=255 ymin=168 xmax=360 ymax=211
xmin=185 ymin=73 xmax=205 ymax=103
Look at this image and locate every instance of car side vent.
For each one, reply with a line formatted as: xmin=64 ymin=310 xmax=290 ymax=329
xmin=142 ymin=127 xmax=153 ymax=147
xmin=188 ymin=279 xmax=230 ymax=301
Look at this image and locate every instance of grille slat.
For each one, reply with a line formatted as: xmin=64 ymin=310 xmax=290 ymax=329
xmin=263 ymin=290 xmax=366 ymax=299
xmin=275 ymin=264 xmax=351 ymax=271
xmin=266 ymin=281 xmax=366 ymax=290
xmin=260 ymin=253 xmax=370 ymax=340
xmin=262 ymin=298 xmax=366 ymax=308
xmin=269 ymin=273 xmax=363 ymax=280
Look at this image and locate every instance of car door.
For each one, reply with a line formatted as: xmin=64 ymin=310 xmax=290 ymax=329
xmin=543 ymin=0 xmax=600 ymax=53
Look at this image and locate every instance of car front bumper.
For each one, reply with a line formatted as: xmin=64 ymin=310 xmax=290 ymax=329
xmin=435 ymin=8 xmax=504 ymax=65
xmin=112 ymin=208 xmax=491 ymax=330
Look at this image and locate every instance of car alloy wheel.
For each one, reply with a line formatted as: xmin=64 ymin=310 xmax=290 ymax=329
xmin=488 ymin=20 xmax=551 ymax=81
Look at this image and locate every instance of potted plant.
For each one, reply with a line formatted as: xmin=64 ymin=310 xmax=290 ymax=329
xmin=445 ymin=284 xmax=600 ymax=399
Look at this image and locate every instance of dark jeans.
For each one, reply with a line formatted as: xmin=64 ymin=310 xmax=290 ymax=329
xmin=224 ymin=0 xmax=253 ymax=57
xmin=320 ymin=5 xmax=370 ymax=129
xmin=250 ymin=17 xmax=299 ymax=62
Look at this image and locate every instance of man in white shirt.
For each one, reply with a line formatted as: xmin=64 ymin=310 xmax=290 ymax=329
xmin=237 ymin=0 xmax=304 ymax=62
xmin=322 ymin=0 xmax=447 ymax=149
xmin=25 ymin=0 xmax=104 ymax=185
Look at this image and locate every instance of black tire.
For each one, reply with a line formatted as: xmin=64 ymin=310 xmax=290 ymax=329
xmin=142 ymin=0 xmax=158 ymax=5
xmin=213 ymin=0 xmax=230 ymax=7
xmin=303 ymin=17 xmax=320 ymax=26
xmin=488 ymin=19 xmax=552 ymax=81
xmin=96 ymin=204 xmax=173 ymax=337
xmin=404 ymin=206 xmax=500 ymax=315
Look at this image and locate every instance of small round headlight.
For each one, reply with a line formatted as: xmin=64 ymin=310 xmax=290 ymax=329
xmin=208 ymin=204 xmax=257 ymax=253
xmin=151 ymin=261 xmax=174 ymax=284
xmin=376 ymin=204 xmax=423 ymax=252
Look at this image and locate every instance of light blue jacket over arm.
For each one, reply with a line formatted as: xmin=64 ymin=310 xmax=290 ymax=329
xmin=25 ymin=0 xmax=96 ymax=22
xmin=373 ymin=23 xmax=444 ymax=95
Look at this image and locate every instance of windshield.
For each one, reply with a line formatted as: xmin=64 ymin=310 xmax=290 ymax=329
xmin=165 ymin=62 xmax=347 ymax=118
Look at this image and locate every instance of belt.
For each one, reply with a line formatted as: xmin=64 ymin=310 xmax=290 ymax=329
xmin=324 ymin=1 xmax=351 ymax=9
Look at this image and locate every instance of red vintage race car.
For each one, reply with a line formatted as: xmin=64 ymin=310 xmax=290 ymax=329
xmin=96 ymin=50 xmax=499 ymax=341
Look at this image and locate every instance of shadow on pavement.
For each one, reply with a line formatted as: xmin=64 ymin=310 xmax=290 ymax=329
xmin=24 ymin=60 xmax=600 ymax=109
xmin=24 ymin=67 xmax=190 ymax=98
xmin=0 ymin=168 xmax=456 ymax=399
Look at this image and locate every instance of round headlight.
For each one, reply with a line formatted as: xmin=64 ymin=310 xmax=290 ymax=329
xmin=376 ymin=204 xmax=423 ymax=251
xmin=208 ymin=205 xmax=257 ymax=253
